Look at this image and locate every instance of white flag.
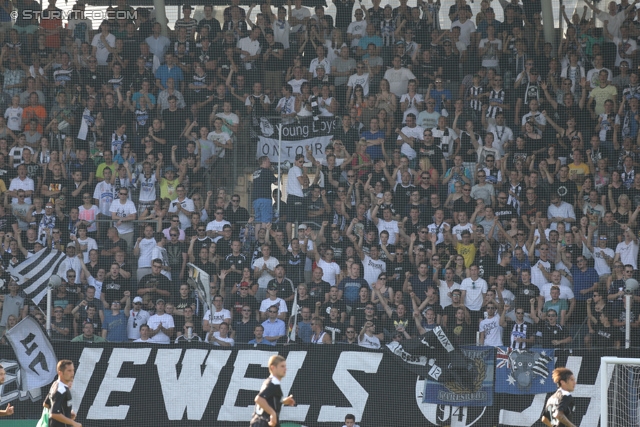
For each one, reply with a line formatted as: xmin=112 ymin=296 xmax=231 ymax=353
xmin=9 ymin=248 xmax=67 ymax=304
xmin=5 ymin=316 xmax=58 ymax=390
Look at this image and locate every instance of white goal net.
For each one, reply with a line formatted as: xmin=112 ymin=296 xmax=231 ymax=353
xmin=601 ymin=357 xmax=640 ymax=427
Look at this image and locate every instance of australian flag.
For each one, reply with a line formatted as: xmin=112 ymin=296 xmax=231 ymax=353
xmin=495 ymin=347 xmax=555 ymax=394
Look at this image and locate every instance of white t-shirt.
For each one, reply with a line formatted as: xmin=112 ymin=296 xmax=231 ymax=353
xmin=383 ymin=67 xmax=416 ymax=97
xmin=531 ymin=259 xmax=551 ymax=289
xmin=208 ymin=331 xmax=235 ymax=346
xmin=108 ymin=199 xmax=137 ymax=234
xmin=76 ymin=237 xmax=98 ymax=263
xmin=137 ymin=173 xmax=157 ymax=204
xmin=127 ymin=309 xmax=151 ymax=340
xmin=206 ymin=219 xmax=231 ymax=242
xmin=616 ymin=240 xmax=639 ymax=269
xmin=451 ymin=19 xmax=476 ymax=47
xmin=91 ymin=32 xmax=116 ymax=66
xmin=137 ymin=237 xmax=156 ymax=268
xmin=168 ymin=197 xmax=195 ymax=230
xmin=376 ymin=219 xmax=399 ymax=245
xmin=286 ymin=165 xmax=304 ymax=197
xmin=317 ymin=259 xmax=341 ymax=286
xmin=452 ymin=223 xmax=473 ymax=240
xmin=146 ymin=313 xmax=175 ymax=344
xmin=438 ymin=280 xmax=461 ymax=308
xmin=259 ymin=297 xmax=288 ymax=314
xmin=203 ymin=308 xmax=232 ymax=325
xmin=347 ymin=20 xmax=367 ymax=48
xmin=397 ymin=124 xmax=424 ymax=160
xmin=9 ymin=176 xmax=34 ymax=205
xmin=480 ymin=315 xmax=502 ymax=346
xmin=4 ymin=106 xmax=23 ymax=131
xmin=539 ymin=283 xmax=575 ymax=302
xmin=346 ymin=73 xmax=370 ymax=96
xmin=593 ymin=246 xmax=615 ymax=276
xmin=460 ymin=277 xmax=488 ymax=310
xmin=362 ymin=255 xmax=386 ymax=286
xmin=358 ymin=333 xmax=381 ymax=349
xmin=207 ymin=130 xmax=231 ymax=158
xmin=253 ymin=256 xmax=279 ymax=288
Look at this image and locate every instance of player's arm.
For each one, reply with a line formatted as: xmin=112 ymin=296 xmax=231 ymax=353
xmin=541 ymin=416 xmax=553 ymax=427
xmin=0 ymin=403 xmax=13 ymax=416
xmin=254 ymin=395 xmax=277 ymax=425
xmin=554 ymin=410 xmax=577 ymax=427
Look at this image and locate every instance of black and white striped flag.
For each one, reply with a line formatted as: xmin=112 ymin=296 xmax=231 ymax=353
xmin=8 ymin=249 xmax=67 ymax=304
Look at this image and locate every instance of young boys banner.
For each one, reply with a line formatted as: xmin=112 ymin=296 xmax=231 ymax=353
xmin=255 ymin=117 xmax=336 ymax=163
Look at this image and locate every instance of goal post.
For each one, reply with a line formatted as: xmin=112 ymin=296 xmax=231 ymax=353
xmin=600 ymin=357 xmax=640 ymax=427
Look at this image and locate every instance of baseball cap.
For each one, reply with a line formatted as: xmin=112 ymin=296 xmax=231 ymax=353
xmin=267 ymin=283 xmax=278 ymax=291
xmin=67 ymin=242 xmax=76 ymax=249
xmin=239 ymin=282 xmax=250 ymax=288
xmin=156 ymin=298 xmax=166 ymax=304
xmin=183 ymin=4 xmax=192 ymax=9
xmin=133 ymin=296 xmax=143 ymax=304
xmin=298 ymin=224 xmax=308 ymax=230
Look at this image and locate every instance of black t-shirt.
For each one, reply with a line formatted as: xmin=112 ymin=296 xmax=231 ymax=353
xmin=102 ymin=275 xmax=129 ymax=305
xmin=252 ymin=167 xmax=278 ymax=200
xmin=536 ymin=322 xmax=569 ymax=348
xmin=138 ymin=273 xmax=172 ymax=299
xmin=592 ymin=323 xmax=623 ymax=347
xmin=551 ymin=179 xmax=578 ymax=204
xmin=474 ymin=254 xmax=493 ymax=279
xmin=447 ymin=321 xmax=476 ymax=346
xmin=0 ymin=213 xmax=17 ymax=233
xmin=48 ymin=380 xmax=73 ymax=427
xmin=162 ymin=108 xmax=186 ymax=142
xmin=320 ymin=299 xmax=348 ymax=319
xmin=514 ymin=283 xmax=541 ymax=310
xmin=308 ymin=280 xmax=331 ymax=304
xmin=324 ymin=320 xmax=347 ymax=342
xmin=222 ymin=253 xmax=247 ymax=286
xmin=388 ymin=259 xmax=411 ymax=290
xmin=173 ymin=295 xmax=196 ymax=312
xmin=370 ymin=169 xmax=391 ymax=191
xmin=227 ymin=294 xmax=259 ymax=318
xmin=386 ymin=312 xmax=415 ymax=337
xmin=197 ymin=17 xmax=222 ymax=39
xmin=251 ymin=377 xmax=284 ymax=424
xmin=234 ymin=318 xmax=259 ymax=344
xmin=452 ymin=198 xmax=475 ymax=219
xmin=543 ymin=389 xmax=575 ymax=427
xmin=50 ymin=317 xmax=72 ymax=341
xmin=494 ymin=205 xmax=516 ymax=223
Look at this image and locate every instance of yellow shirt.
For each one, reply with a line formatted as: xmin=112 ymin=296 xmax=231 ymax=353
xmin=456 ymin=242 xmax=477 ymax=268
xmin=160 ymin=178 xmax=180 ymax=201
xmin=568 ymin=162 xmax=590 ymax=191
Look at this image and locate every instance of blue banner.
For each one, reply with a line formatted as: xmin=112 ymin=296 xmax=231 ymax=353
xmin=422 ymin=346 xmax=495 ymax=407
xmin=495 ymin=347 xmax=556 ymax=394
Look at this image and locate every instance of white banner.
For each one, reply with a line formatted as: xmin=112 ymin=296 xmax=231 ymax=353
xmin=255 ymin=117 xmax=336 ymax=163
xmin=5 ymin=316 xmax=58 ymax=390
xmin=187 ymin=263 xmax=211 ymax=315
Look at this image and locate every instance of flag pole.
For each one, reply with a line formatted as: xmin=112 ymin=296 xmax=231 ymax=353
xmin=46 ymin=286 xmax=52 ymax=338
xmin=289 ymin=287 xmax=298 ymax=343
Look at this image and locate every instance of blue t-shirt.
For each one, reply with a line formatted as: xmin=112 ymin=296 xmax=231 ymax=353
xmin=103 ymin=310 xmax=128 ymax=342
xmin=570 ymin=266 xmax=599 ymax=301
xmin=361 ymin=130 xmax=385 ymax=162
xmin=338 ymin=277 xmax=370 ymax=305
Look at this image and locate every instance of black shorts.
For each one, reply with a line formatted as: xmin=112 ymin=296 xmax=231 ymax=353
xmin=286 ymin=195 xmax=305 ymax=223
xmin=249 ymin=418 xmax=271 ymax=427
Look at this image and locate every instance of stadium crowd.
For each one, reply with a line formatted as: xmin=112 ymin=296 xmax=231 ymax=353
xmin=0 ymin=0 xmax=637 ymax=350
